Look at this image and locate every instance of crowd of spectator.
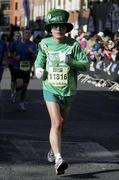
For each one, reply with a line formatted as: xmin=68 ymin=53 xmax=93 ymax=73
xmin=76 ymin=30 xmax=119 ymax=62
xmin=75 ymin=29 xmax=119 ymax=82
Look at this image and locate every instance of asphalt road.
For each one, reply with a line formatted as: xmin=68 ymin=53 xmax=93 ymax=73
xmin=0 ymin=68 xmax=119 ymax=180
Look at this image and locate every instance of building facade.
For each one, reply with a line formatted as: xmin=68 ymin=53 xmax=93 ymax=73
xmin=8 ymin=0 xmax=83 ymax=37
xmin=0 ymin=0 xmax=10 ymax=31
xmin=9 ymin=0 xmax=82 ymax=27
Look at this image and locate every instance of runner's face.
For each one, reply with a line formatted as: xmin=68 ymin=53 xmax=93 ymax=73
xmin=23 ymin=30 xmax=31 ymax=40
xmin=13 ymin=32 xmax=21 ymax=40
xmin=51 ymin=24 xmax=67 ymax=40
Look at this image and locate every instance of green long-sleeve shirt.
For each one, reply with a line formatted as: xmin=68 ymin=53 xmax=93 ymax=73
xmin=35 ymin=36 xmax=89 ymax=96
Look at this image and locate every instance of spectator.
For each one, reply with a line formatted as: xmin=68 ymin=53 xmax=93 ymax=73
xmin=76 ymin=30 xmax=88 ymax=50
xmin=103 ymin=40 xmax=115 ymax=61
xmin=7 ymin=31 xmax=21 ymax=102
xmin=86 ymin=34 xmax=103 ymax=62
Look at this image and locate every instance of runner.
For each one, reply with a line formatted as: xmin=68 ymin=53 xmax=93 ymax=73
xmin=35 ymin=9 xmax=89 ymax=175
xmin=11 ymin=28 xmax=37 ymax=111
xmin=8 ymin=31 xmax=21 ymax=102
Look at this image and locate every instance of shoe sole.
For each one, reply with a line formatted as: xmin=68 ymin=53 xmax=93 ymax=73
xmin=56 ymin=161 xmax=68 ymax=175
xmin=57 ymin=170 xmax=65 ymax=175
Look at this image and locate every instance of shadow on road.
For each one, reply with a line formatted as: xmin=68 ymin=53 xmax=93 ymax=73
xmin=63 ymin=168 xmax=119 ymax=179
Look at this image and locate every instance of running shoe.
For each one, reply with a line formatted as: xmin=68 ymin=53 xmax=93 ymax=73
xmin=55 ymin=158 xmax=68 ymax=175
xmin=19 ymin=102 xmax=26 ymax=112
xmin=47 ymin=149 xmax=55 ymax=163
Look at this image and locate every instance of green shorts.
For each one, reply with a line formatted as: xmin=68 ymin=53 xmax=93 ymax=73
xmin=43 ymin=90 xmax=74 ymax=108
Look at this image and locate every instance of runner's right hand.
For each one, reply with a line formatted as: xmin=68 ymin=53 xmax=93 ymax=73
xmin=35 ymin=68 xmax=44 ymax=79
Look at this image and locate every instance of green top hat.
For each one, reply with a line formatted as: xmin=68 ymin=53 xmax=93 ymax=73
xmin=44 ymin=9 xmax=73 ymax=33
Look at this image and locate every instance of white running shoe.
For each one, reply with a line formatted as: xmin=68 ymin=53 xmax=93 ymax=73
xmin=55 ymin=158 xmax=68 ymax=175
xmin=19 ymin=102 xmax=26 ymax=112
xmin=47 ymin=149 xmax=55 ymax=163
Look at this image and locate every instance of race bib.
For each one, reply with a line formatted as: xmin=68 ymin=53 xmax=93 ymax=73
xmin=20 ymin=61 xmax=30 ymax=71
xmin=48 ymin=67 xmax=69 ymax=87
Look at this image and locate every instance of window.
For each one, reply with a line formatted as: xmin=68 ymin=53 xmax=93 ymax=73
xmin=15 ymin=2 xmax=18 ymax=10
xmin=15 ymin=16 xmax=18 ymax=25
xmin=1 ymin=3 xmax=10 ymax=10
xmin=0 ymin=16 xmax=9 ymax=26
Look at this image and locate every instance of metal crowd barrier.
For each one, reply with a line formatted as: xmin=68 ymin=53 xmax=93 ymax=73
xmin=78 ymin=73 xmax=119 ymax=91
